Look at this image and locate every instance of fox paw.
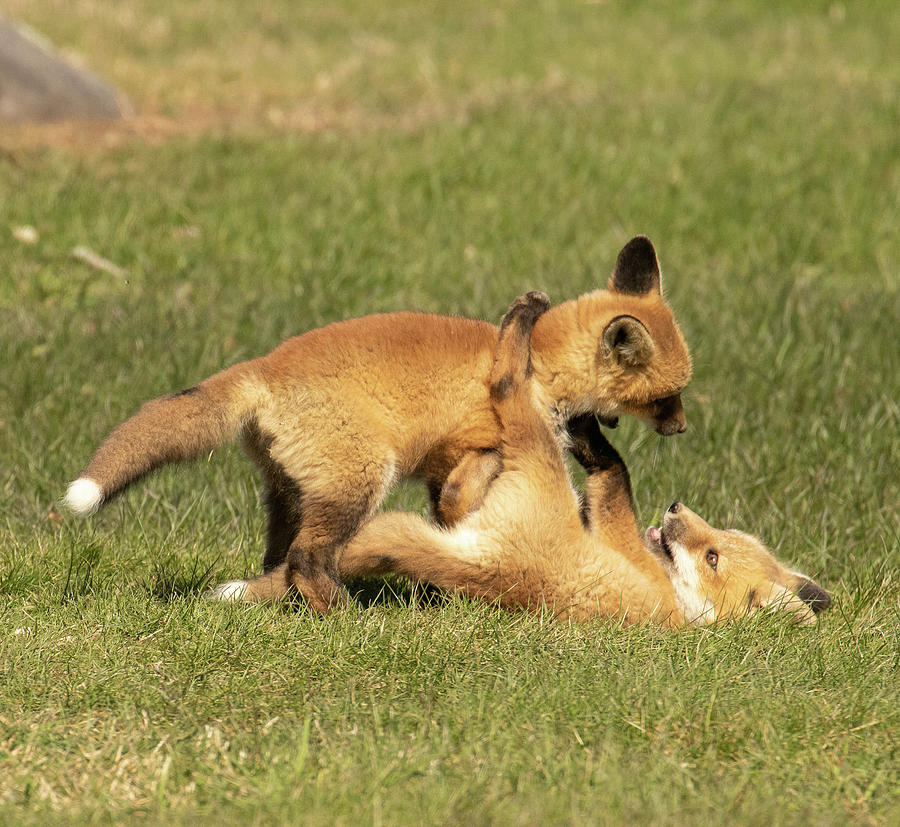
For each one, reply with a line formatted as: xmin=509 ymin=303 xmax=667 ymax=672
xmin=500 ymin=290 xmax=550 ymax=334
xmin=492 ymin=291 xmax=550 ymax=401
xmin=566 ymin=414 xmax=624 ymax=471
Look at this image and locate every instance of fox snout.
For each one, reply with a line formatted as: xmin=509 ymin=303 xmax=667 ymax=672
xmin=662 ymin=501 xmax=695 ymax=536
xmin=653 ymin=394 xmax=687 ymax=435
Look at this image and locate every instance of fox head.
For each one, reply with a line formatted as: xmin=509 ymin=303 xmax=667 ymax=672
xmin=645 ymin=501 xmax=831 ymax=625
xmin=530 ymin=236 xmax=692 ymax=436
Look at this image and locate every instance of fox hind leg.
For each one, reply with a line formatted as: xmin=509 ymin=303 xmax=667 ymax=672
xmin=214 ymin=490 xmax=379 ymax=609
xmin=425 ymin=313 xmax=526 ymax=526
xmin=261 ymin=466 xmax=304 ymax=571
xmin=280 ymin=439 xmax=396 ymax=611
xmin=241 ymin=422 xmax=304 ymax=572
xmin=240 ymin=420 xmax=396 ymax=609
xmin=284 ymin=492 xmax=381 ymax=611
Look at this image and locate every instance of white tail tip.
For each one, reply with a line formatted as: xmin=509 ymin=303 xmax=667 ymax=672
xmin=207 ymin=580 xmax=249 ymax=602
xmin=64 ymin=478 xmax=103 ymax=516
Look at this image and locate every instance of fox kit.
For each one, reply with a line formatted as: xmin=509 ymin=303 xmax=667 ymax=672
xmin=226 ymin=292 xmax=829 ymax=626
xmin=65 ymin=237 xmax=691 ymax=612
xmin=642 ymin=504 xmax=831 ymax=624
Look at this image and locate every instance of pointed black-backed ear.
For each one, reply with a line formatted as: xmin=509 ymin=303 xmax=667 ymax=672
xmin=601 ymin=316 xmax=655 ymax=367
xmin=610 ymin=235 xmax=661 ymax=295
xmin=795 ymin=577 xmax=831 ymax=614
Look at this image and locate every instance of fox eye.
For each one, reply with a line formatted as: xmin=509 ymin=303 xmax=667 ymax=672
xmin=706 ymin=549 xmax=718 ymax=571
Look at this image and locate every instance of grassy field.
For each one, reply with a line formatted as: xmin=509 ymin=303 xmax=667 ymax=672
xmin=1 ymin=1 xmax=898 ymax=823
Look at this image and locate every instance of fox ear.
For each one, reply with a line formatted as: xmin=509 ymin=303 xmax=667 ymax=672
xmin=762 ymin=583 xmax=818 ymax=625
xmin=609 ymin=236 xmax=661 ymax=296
xmin=602 ymin=316 xmax=655 ymax=367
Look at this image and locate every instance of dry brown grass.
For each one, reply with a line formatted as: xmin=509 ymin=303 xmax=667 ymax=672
xmin=3 ymin=0 xmax=595 ymax=152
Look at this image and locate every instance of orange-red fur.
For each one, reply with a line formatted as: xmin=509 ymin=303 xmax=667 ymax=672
xmin=231 ymin=292 xmax=829 ymax=627
xmin=68 ymin=237 xmax=691 ymax=612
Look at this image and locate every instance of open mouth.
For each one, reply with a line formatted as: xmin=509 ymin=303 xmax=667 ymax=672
xmin=647 ymin=526 xmax=674 ymax=561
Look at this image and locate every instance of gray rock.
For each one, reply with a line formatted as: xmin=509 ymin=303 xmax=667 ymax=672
xmin=0 ymin=17 xmax=125 ymax=123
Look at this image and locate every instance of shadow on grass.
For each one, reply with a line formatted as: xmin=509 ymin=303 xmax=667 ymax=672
xmin=145 ymin=561 xmax=445 ymax=610
xmin=148 ymin=556 xmax=219 ymax=601
xmin=61 ymin=539 xmax=103 ymax=603
xmin=347 ymin=577 xmax=447 ymax=609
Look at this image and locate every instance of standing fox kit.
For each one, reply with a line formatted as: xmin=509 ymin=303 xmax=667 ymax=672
xmin=65 ymin=236 xmax=691 ymax=611
xmin=228 ymin=292 xmax=827 ymax=626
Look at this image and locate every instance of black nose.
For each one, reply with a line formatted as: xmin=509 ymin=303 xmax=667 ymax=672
xmin=668 ymin=501 xmax=681 ymax=513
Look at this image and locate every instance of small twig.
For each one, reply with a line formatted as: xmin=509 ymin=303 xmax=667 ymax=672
xmin=71 ymin=245 xmax=128 ymax=279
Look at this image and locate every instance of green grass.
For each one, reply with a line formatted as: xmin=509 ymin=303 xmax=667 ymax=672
xmin=1 ymin=1 xmax=898 ymax=823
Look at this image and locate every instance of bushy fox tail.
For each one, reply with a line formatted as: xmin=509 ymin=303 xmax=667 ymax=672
xmin=64 ymin=361 xmax=264 ymax=515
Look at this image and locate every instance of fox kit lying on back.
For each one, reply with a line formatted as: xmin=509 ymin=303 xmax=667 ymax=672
xmin=228 ymin=292 xmax=829 ymax=626
xmin=65 ymin=237 xmax=691 ymax=612
xmin=642 ymin=503 xmax=830 ymax=624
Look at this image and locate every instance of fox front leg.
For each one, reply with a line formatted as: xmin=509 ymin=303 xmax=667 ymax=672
xmin=566 ymin=413 xmax=640 ymax=543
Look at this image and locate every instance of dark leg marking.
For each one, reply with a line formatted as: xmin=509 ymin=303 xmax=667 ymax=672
xmin=499 ymin=291 xmax=551 ymax=334
xmin=242 ymin=422 xmax=306 ymax=572
xmin=262 ymin=470 xmax=304 ymax=571
xmin=746 ymin=589 xmax=758 ymax=611
xmin=490 ymin=373 xmax=515 ymax=402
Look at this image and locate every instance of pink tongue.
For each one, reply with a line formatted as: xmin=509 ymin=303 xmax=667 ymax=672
xmin=647 ymin=526 xmax=661 ymax=543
